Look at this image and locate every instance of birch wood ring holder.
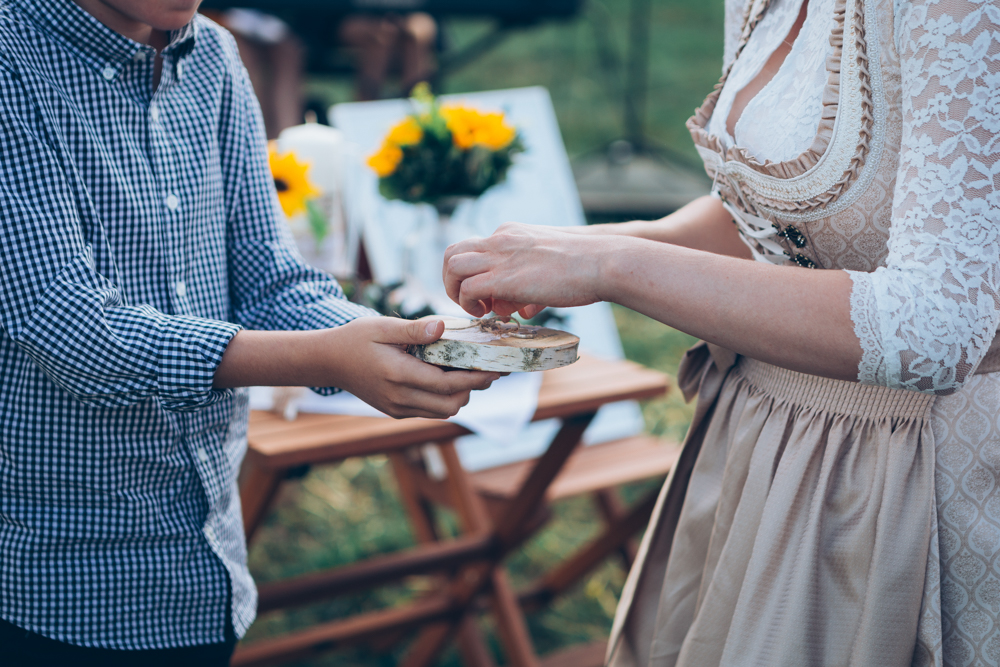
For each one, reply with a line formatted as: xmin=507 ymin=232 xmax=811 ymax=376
xmin=408 ymin=317 xmax=580 ymax=372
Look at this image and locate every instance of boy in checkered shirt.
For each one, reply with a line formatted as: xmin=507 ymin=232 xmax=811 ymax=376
xmin=0 ymin=1 xmax=497 ymax=664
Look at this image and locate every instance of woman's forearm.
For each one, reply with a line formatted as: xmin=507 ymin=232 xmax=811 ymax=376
xmin=596 ymin=236 xmax=861 ymax=381
xmin=444 ymin=201 xmax=862 ymax=383
xmin=577 ymin=195 xmax=752 ymax=259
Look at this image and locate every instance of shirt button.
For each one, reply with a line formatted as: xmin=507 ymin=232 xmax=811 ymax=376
xmin=176 ymin=61 xmax=184 ymax=79
xmin=196 ymin=447 xmax=208 ymax=462
xmin=165 ymin=193 xmax=179 ymax=211
xmin=133 ymin=51 xmax=145 ymax=62
xmin=150 ymin=105 xmax=159 ymax=122
xmin=101 ymin=66 xmax=116 ymax=80
xmin=175 ymin=280 xmax=187 ymax=298
xmin=203 ymin=525 xmax=215 ymax=541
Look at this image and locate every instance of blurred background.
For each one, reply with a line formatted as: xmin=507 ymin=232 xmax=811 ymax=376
xmin=210 ymin=0 xmax=726 ymax=663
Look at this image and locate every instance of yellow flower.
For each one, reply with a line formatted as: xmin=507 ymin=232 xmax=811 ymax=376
xmin=385 ymin=117 xmax=423 ymax=146
xmin=367 ymin=142 xmax=404 ymax=178
xmin=268 ymin=142 xmax=320 ymax=217
xmin=441 ymin=105 xmax=517 ymax=151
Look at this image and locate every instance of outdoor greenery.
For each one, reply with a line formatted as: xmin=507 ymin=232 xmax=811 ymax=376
xmin=306 ymin=0 xmax=726 ymax=164
xmin=252 ymin=0 xmax=722 ymax=663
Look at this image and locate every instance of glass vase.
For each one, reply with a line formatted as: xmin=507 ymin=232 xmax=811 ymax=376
xmin=400 ymin=196 xmax=478 ymax=315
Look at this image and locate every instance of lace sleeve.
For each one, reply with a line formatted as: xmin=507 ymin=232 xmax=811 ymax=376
xmin=848 ymin=0 xmax=1000 ymax=395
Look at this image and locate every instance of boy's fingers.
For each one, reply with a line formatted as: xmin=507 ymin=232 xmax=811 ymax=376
xmin=399 ymin=361 xmax=500 ymax=395
xmin=386 ymin=387 xmax=472 ymax=419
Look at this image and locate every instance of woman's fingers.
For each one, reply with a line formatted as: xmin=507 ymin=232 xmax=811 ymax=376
xmin=490 ymin=299 xmax=530 ymax=318
xmin=444 ymin=249 xmax=494 ymax=304
xmin=442 ymin=237 xmax=493 ymax=295
xmin=519 ymin=304 xmax=546 ymax=319
xmin=444 ymin=223 xmax=588 ymax=317
xmin=458 ymin=272 xmax=494 ymax=314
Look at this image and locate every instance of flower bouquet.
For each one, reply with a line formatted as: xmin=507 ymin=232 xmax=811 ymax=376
xmin=367 ymin=83 xmax=524 ymax=205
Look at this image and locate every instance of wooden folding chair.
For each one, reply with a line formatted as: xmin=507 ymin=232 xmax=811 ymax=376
xmin=389 ymin=434 xmax=679 ymax=667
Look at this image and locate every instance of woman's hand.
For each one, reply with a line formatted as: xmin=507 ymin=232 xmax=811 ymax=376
xmin=443 ymin=222 xmax=607 ymax=317
xmin=214 ymin=317 xmax=500 ymax=419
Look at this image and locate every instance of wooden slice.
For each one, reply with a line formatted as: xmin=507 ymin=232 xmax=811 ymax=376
xmin=409 ymin=318 xmax=580 ymax=372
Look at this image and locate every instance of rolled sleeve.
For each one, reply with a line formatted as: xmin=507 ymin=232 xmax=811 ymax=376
xmin=222 ymin=50 xmax=379 ymax=363
xmin=12 ymin=249 xmax=243 ymax=411
xmin=153 ymin=314 xmax=242 ymax=411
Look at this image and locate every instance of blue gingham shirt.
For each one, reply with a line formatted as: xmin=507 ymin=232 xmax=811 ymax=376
xmin=0 ymin=0 xmax=374 ymax=649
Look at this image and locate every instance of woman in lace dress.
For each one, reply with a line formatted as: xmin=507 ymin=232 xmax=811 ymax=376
xmin=442 ymin=0 xmax=1000 ymax=664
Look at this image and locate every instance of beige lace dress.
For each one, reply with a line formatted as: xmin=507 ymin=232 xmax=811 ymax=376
xmin=605 ymin=0 xmax=1000 ymax=664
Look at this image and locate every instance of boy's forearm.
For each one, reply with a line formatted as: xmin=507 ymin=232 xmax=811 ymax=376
xmin=213 ymin=329 xmax=338 ymax=389
xmin=212 ymin=318 xmax=500 ymax=420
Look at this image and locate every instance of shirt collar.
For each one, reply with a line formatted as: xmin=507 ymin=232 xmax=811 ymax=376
xmin=13 ymin=0 xmax=197 ymax=74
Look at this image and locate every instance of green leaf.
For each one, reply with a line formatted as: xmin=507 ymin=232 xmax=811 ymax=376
xmin=305 ymin=199 xmax=329 ymax=246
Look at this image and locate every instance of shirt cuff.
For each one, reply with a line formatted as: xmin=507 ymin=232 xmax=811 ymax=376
xmin=158 ymin=315 xmax=243 ymax=412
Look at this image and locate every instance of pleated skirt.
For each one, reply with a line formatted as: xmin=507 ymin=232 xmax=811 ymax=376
xmin=607 ymin=344 xmax=938 ymax=667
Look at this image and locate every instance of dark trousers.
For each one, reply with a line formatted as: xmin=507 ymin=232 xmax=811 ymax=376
xmin=0 ymin=616 xmax=237 ymax=667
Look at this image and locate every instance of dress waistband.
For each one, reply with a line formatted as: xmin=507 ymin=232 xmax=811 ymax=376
xmin=735 ymin=356 xmax=935 ymax=421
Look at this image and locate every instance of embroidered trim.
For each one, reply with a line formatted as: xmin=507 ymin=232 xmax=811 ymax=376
xmin=688 ymin=0 xmax=875 ymax=215
xmin=771 ymin=0 xmax=886 ymax=223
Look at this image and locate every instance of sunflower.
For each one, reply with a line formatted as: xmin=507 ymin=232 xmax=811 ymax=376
xmin=441 ymin=105 xmax=517 ymax=151
xmin=367 ymin=142 xmax=404 ymax=178
xmin=385 ymin=117 xmax=423 ymax=146
xmin=268 ymin=142 xmax=320 ymax=217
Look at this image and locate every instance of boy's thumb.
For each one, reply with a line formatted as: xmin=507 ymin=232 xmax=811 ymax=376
xmin=401 ymin=318 xmax=445 ymax=345
xmin=372 ymin=317 xmax=445 ymax=346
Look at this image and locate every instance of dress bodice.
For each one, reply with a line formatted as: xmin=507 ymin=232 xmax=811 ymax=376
xmin=706 ymin=0 xmax=834 ymax=164
xmin=688 ymin=0 xmax=1000 ymax=396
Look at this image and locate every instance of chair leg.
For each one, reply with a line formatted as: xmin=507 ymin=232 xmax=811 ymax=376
xmin=594 ymin=488 xmax=638 ymax=567
xmin=439 ymin=442 xmax=492 ymax=534
xmin=240 ymin=458 xmax=285 ymax=543
xmin=457 ymin=616 xmax=498 ymax=667
xmin=518 ymin=488 xmax=660 ymax=612
xmin=489 ymin=569 xmax=541 ymax=667
xmin=401 ymin=415 xmax=594 ymax=667
xmin=389 ymin=452 xmax=439 ymax=543
xmin=440 ymin=442 xmax=541 ymax=667
xmin=401 ymin=619 xmax=463 ymax=667
xmin=390 ymin=449 xmax=496 ymax=667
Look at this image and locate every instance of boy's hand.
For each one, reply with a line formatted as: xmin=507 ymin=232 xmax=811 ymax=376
xmin=328 ymin=317 xmax=500 ymax=419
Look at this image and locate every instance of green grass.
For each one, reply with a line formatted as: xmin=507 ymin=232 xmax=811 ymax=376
xmin=247 ymin=1 xmax=720 ymax=662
